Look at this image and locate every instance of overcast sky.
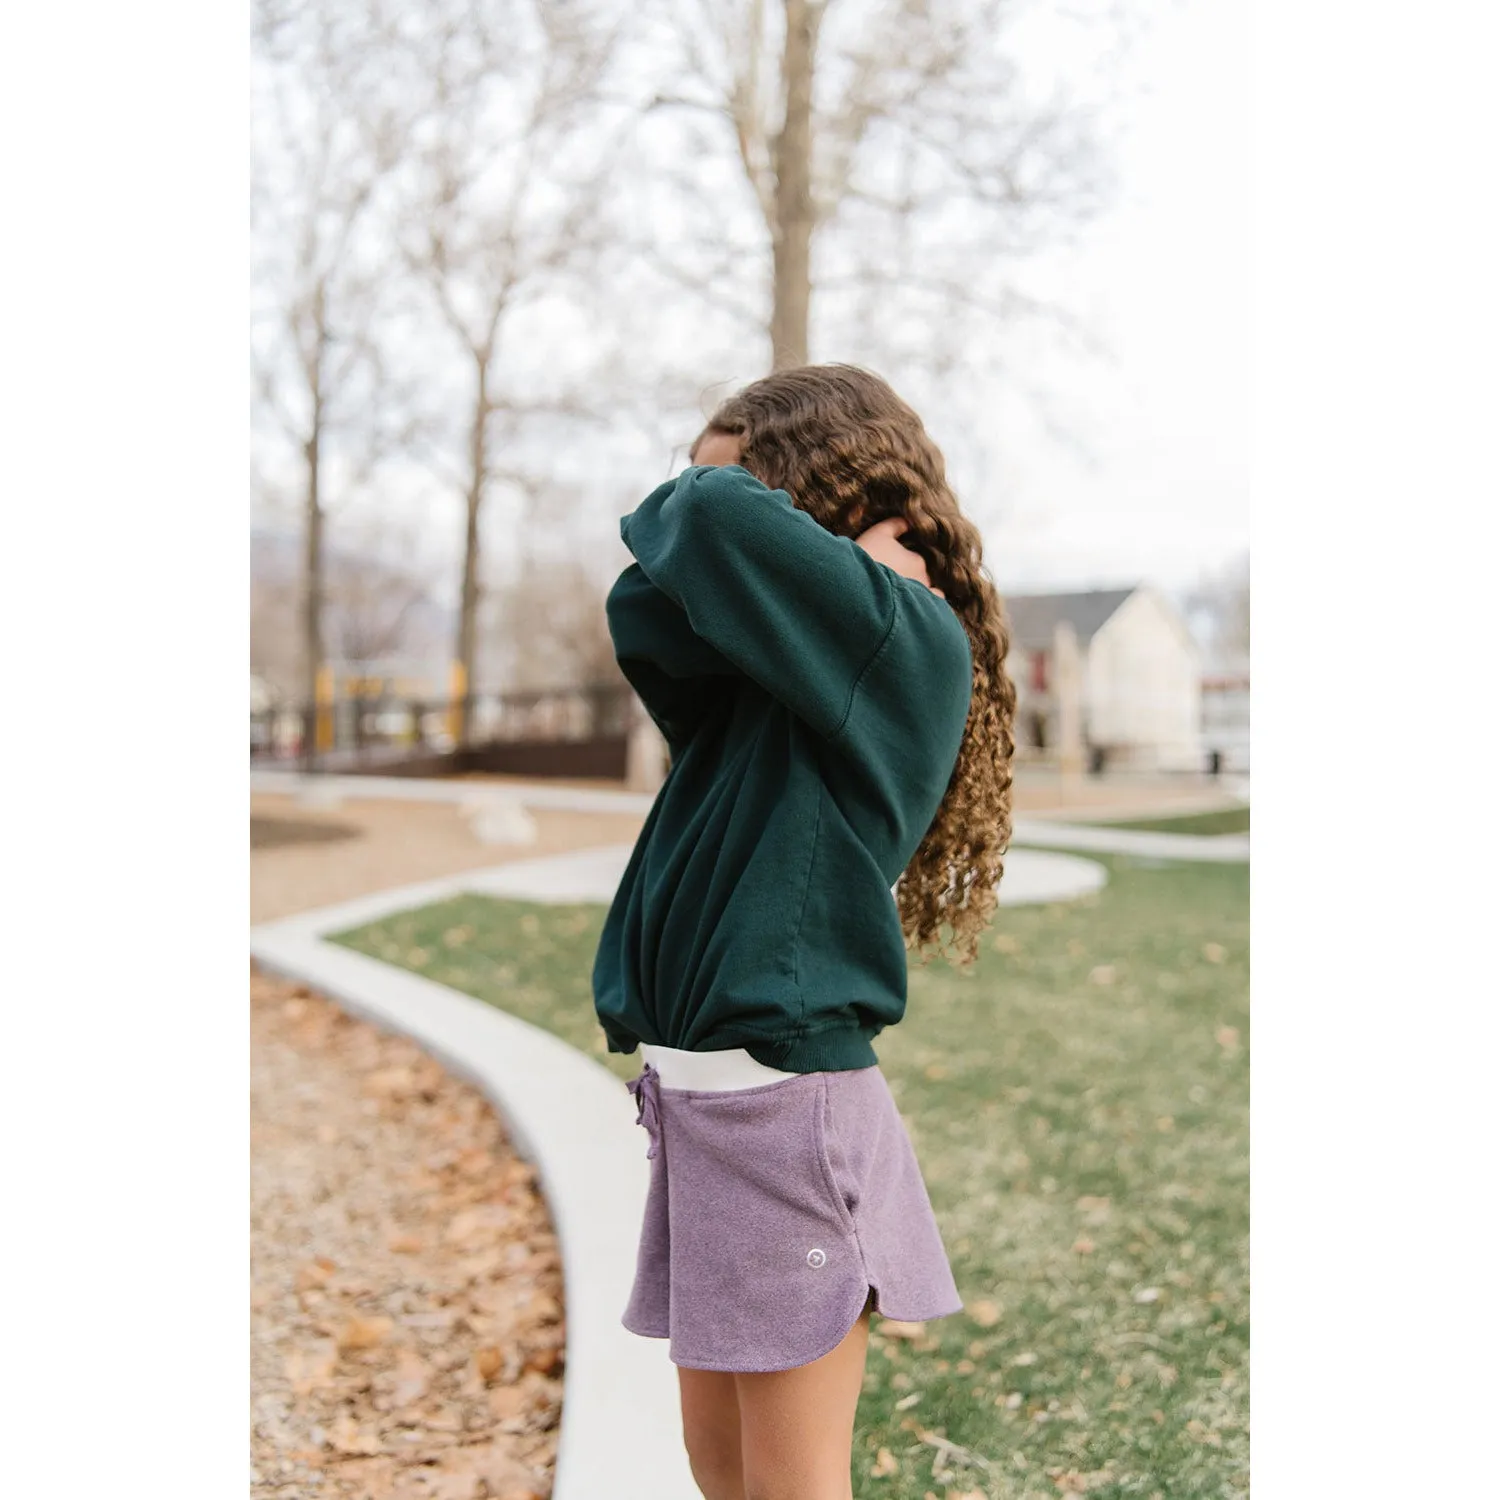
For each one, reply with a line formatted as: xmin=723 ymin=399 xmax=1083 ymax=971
xmin=987 ymin=0 xmax=1250 ymax=594
xmin=255 ymin=0 xmax=1250 ymax=602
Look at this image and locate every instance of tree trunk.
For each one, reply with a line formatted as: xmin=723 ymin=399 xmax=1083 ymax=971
xmin=770 ymin=0 xmax=815 ymax=371
xmin=455 ymin=353 xmax=489 ymax=747
xmin=300 ymin=394 xmax=324 ymax=772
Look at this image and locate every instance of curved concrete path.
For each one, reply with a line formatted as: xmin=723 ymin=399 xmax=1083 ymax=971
xmin=253 ymin=769 xmax=1245 ymax=861
xmin=468 ymin=842 xmax=1107 ymax=908
xmin=252 ymin=860 xmax=698 ymax=1500
xmin=250 ymin=836 xmax=1106 ymax=1498
xmin=1009 ymin=817 xmax=1249 ymax=863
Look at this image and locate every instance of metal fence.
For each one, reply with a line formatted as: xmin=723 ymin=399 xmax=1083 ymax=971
xmin=250 ymin=681 xmax=635 ymax=771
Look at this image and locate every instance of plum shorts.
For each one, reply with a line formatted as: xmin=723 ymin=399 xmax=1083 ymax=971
xmin=621 ymin=1058 xmax=963 ymax=1372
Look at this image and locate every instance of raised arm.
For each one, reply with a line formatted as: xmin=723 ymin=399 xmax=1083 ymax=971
xmin=606 ymin=560 xmax=741 ymax=753
xmin=619 ymin=464 xmax=898 ymax=741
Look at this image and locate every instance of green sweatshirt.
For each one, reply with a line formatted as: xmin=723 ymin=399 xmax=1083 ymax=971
xmin=591 ymin=463 xmax=973 ymax=1073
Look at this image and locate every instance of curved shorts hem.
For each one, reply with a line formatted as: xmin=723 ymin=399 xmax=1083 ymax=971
xmin=658 ymin=1282 xmax=877 ymax=1375
xmin=871 ymin=1293 xmax=967 ymax=1325
xmin=621 ymin=1312 xmax=670 ymax=1341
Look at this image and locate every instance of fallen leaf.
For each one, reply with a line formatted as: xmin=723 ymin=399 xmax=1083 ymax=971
xmin=1133 ymin=1286 xmax=1161 ymax=1304
xmin=390 ymin=1347 xmax=432 ymax=1406
xmin=871 ymin=1446 xmax=899 ymax=1477
xmin=1088 ymin=965 xmax=1116 ymax=986
xmin=1054 ymin=1474 xmax=1089 ymax=1493
xmin=924 ymin=1063 xmax=948 ymax=1081
xmin=1216 ymin=1024 xmax=1240 ymax=1051
xmin=878 ymin=1319 xmax=927 ymax=1339
xmin=530 ymin=1293 xmax=563 ymax=1323
xmin=1203 ymin=942 xmax=1226 ymax=963
xmin=968 ymin=1300 xmax=1002 ymax=1328
xmin=338 ymin=1314 xmax=394 ymax=1350
xmin=364 ymin=1066 xmax=418 ymax=1099
xmin=424 ymin=1474 xmax=480 ymax=1500
xmin=328 ymin=1412 xmax=382 ymax=1456
xmin=503 ymin=1159 xmax=536 ymax=1188
xmin=470 ymin=1448 xmax=543 ymax=1495
xmin=895 ymin=1392 xmax=922 ymax=1410
xmin=446 ymin=1206 xmax=510 ymax=1246
xmin=283 ymin=1342 xmax=338 ymax=1396
xmin=1071 ymin=1236 xmax=1096 ymax=1255
xmin=489 ymin=1385 xmax=531 ymax=1421
xmin=523 ymin=1346 xmax=563 ymax=1376
xmin=295 ymin=1257 xmax=337 ymax=1293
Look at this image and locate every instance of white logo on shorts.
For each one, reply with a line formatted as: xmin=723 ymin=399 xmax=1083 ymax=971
xmin=806 ymin=1248 xmax=828 ymax=1268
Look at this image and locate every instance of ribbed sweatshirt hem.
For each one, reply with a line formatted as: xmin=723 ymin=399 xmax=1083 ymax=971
xmin=744 ymin=1028 xmax=879 ymax=1074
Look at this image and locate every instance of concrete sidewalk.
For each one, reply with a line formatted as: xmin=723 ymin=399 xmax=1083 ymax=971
xmin=252 ymin=856 xmax=700 ymax=1500
xmin=253 ymin=769 xmax=1247 ymax=863
xmin=1010 ymin=817 xmax=1249 ymax=863
xmin=249 ymin=832 xmax=1110 ymax=1499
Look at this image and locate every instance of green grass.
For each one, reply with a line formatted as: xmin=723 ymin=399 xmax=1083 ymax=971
xmin=332 ymin=855 xmax=1247 ymax=1499
xmin=1086 ymin=806 xmax=1250 ymax=837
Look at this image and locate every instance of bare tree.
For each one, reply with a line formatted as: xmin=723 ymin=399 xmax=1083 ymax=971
xmin=251 ymin=0 xmax=405 ymax=764
xmin=638 ymin=0 xmax=1120 ymax=373
xmin=487 ymin=559 xmax=619 ymax=695
xmin=380 ymin=0 xmax=627 ymax=745
xmin=479 ymin=470 xmax=625 ymax=694
xmin=1185 ymin=551 xmax=1250 ymax=661
xmin=323 ymin=517 xmax=447 ymax=667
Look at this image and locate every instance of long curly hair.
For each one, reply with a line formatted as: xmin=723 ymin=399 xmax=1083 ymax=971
xmin=693 ymin=363 xmax=1017 ymax=968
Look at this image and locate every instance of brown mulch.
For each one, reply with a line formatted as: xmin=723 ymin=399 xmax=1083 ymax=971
xmin=251 ymin=969 xmax=565 ymax=1500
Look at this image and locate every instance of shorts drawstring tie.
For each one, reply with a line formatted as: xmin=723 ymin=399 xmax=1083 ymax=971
xmin=626 ymin=1062 xmax=663 ymax=1159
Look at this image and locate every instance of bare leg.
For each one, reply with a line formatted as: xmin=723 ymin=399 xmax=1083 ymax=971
xmin=734 ymin=1294 xmax=874 ymax=1500
xmin=679 ymin=1366 xmax=745 ymax=1500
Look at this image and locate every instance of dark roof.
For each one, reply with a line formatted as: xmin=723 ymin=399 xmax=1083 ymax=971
xmin=1001 ymin=588 xmax=1138 ymax=651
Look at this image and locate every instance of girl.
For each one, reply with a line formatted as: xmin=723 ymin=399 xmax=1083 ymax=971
xmin=592 ymin=364 xmax=1017 ymax=1499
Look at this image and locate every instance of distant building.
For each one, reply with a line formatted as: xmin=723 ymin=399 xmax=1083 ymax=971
xmin=1004 ymin=586 xmax=1204 ymax=771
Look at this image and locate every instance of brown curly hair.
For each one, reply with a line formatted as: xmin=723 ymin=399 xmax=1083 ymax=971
xmin=692 ymin=363 xmax=1017 ymax=968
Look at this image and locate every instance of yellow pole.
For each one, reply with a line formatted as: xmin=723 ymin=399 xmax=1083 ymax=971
xmin=447 ymin=660 xmax=467 ymax=744
xmin=315 ymin=664 xmax=336 ymax=754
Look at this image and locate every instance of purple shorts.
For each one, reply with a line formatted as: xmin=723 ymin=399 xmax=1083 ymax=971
xmin=621 ymin=1059 xmax=963 ymax=1372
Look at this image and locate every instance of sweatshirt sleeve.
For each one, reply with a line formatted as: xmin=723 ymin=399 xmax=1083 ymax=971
xmin=834 ymin=583 xmax=975 ymax=846
xmin=619 ymin=464 xmax=897 ymax=740
xmin=605 ymin=558 xmax=741 ymax=751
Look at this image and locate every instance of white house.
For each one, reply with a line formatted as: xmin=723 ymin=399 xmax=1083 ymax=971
xmin=1005 ymin=587 xmax=1203 ymax=771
